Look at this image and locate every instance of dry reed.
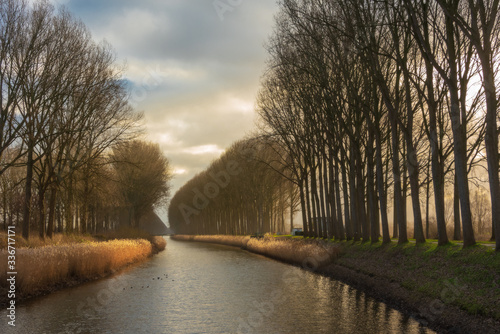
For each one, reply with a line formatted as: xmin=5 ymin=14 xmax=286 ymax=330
xmin=0 ymin=232 xmax=98 ymax=249
xmin=246 ymin=237 xmax=339 ymax=268
xmin=172 ymin=235 xmax=340 ymax=268
xmin=0 ymin=239 xmax=152 ymax=299
xmin=172 ymin=234 xmax=250 ymax=247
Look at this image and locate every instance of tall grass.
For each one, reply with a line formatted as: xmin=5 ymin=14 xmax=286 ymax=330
xmin=172 ymin=235 xmax=340 ymax=268
xmin=246 ymin=237 xmax=339 ymax=268
xmin=95 ymin=227 xmax=167 ymax=253
xmin=0 ymin=239 xmax=152 ymax=299
xmin=0 ymin=231 xmax=98 ymax=249
xmin=172 ymin=234 xmax=250 ymax=247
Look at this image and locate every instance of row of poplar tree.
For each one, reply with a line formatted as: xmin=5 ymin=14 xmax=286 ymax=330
xmin=0 ymin=1 xmax=172 ymax=239
xmin=170 ymin=0 xmax=499 ymax=251
xmin=169 ymin=139 xmax=299 ymax=235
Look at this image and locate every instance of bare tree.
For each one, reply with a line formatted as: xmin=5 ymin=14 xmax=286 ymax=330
xmin=436 ymin=0 xmax=500 ymax=250
xmin=111 ymin=140 xmax=172 ymax=227
xmin=0 ymin=0 xmax=27 ymax=175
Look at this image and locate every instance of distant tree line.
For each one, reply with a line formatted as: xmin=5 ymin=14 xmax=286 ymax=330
xmin=170 ymin=0 xmax=499 ymax=251
xmin=0 ymin=0 xmax=172 ymax=239
xmin=169 ymin=138 xmax=299 ymax=235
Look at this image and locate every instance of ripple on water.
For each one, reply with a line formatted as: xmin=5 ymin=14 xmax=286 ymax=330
xmin=0 ymin=237 xmax=435 ymax=334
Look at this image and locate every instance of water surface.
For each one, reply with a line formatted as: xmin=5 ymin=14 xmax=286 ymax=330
xmin=1 ymin=237 xmax=435 ymax=333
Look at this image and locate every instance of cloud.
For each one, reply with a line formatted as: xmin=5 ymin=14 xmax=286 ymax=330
xmin=64 ymin=0 xmax=279 ymax=220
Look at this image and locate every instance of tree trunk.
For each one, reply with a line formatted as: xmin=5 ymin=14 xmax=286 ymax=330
xmin=476 ymin=20 xmax=500 ymax=251
xmin=356 ymin=157 xmax=367 ymax=241
xmin=403 ymin=65 xmax=425 ymax=244
xmin=299 ymin=178 xmax=309 ymax=237
xmin=334 ymin=161 xmax=345 ymax=240
xmin=444 ymin=7 xmax=475 ymax=247
xmin=305 ymin=171 xmax=314 ymax=237
xmin=325 ymin=154 xmax=335 ymax=239
xmin=316 ymin=156 xmax=327 ymax=238
xmin=376 ymin=130 xmax=391 ymax=243
xmin=425 ymin=150 xmax=431 ymax=239
xmin=341 ymin=150 xmax=352 ymax=240
xmin=47 ymin=186 xmax=57 ymax=238
xmin=65 ymin=178 xmax=74 ymax=233
xmin=367 ymin=128 xmax=378 ymax=243
xmin=349 ymin=145 xmax=360 ymax=241
xmin=391 ymin=120 xmax=408 ymax=243
xmin=38 ymin=187 xmax=46 ymax=239
xmin=453 ymin=173 xmax=462 ymax=240
xmin=22 ymin=143 xmax=33 ymax=240
xmin=426 ymin=67 xmax=448 ymax=245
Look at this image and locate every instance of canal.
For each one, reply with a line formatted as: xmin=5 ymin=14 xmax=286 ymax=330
xmin=1 ymin=237 xmax=434 ymax=333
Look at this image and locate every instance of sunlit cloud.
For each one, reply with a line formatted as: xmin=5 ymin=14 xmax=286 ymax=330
xmin=173 ymin=168 xmax=187 ymax=175
xmin=153 ymin=133 xmax=180 ymax=146
xmin=227 ymin=97 xmax=255 ymax=114
xmin=183 ymin=144 xmax=225 ymax=156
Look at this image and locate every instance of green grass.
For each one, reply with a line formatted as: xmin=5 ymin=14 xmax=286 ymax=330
xmin=477 ymin=240 xmax=496 ymax=245
xmin=331 ymin=239 xmax=500 ymax=319
xmin=389 ymin=237 xmax=496 ymax=245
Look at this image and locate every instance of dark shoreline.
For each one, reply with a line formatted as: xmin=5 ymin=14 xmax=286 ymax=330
xmin=172 ymin=234 xmax=500 ymax=334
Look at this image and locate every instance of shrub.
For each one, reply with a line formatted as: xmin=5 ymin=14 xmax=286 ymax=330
xmin=149 ymin=236 xmax=167 ymax=253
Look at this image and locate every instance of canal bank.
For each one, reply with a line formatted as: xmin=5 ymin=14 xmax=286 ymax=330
xmin=171 ymin=234 xmax=339 ymax=268
xmin=0 ymin=236 xmax=166 ymax=307
xmin=172 ymin=234 xmax=500 ymax=334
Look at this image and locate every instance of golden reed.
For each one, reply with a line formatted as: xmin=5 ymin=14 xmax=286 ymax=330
xmin=0 ymin=239 xmax=154 ymax=298
xmin=171 ymin=235 xmax=340 ymax=268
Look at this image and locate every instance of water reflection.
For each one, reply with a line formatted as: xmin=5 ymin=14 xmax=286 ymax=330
xmin=0 ymin=237 xmax=434 ymax=334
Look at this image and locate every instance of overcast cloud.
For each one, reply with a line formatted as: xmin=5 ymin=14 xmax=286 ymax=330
xmin=56 ymin=0 xmax=279 ymax=219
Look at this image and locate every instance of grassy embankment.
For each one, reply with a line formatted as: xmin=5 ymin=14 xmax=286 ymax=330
xmin=0 ymin=228 xmax=166 ymax=304
xmin=334 ymin=241 xmax=499 ymax=316
xmin=325 ymin=240 xmax=500 ymax=332
xmin=173 ymin=234 xmax=500 ymax=333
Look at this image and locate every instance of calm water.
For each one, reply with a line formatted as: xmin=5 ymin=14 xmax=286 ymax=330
xmin=1 ymin=237 xmax=435 ymax=334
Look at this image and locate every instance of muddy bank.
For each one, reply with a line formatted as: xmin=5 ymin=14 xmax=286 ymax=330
xmin=0 ymin=237 xmax=167 ymax=306
xmin=172 ymin=235 xmax=500 ymax=334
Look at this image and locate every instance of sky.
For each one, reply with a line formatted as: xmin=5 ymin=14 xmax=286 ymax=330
xmin=54 ymin=0 xmax=280 ymax=221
